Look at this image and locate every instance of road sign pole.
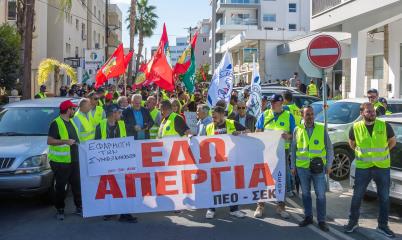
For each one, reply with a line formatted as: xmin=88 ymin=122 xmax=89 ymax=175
xmin=322 ymin=69 xmax=328 ymax=131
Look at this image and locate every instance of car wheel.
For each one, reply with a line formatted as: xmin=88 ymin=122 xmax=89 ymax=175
xmin=330 ymin=148 xmax=353 ymax=181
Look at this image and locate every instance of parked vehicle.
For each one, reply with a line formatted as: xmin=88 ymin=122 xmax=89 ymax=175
xmin=315 ymin=98 xmax=402 ymax=181
xmin=350 ymin=115 xmax=402 ymax=204
xmin=0 ymin=98 xmax=78 ymax=199
xmin=311 ymin=100 xmax=337 ymax=116
xmin=261 ymin=89 xmax=320 ymax=108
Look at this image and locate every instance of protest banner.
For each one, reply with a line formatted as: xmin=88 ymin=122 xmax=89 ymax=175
xmin=183 ymin=111 xmax=198 ymax=134
xmin=79 ymin=132 xmax=285 ymax=217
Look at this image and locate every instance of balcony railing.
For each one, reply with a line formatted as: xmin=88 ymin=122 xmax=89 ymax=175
xmin=220 ymin=0 xmax=259 ymax=4
xmin=312 ymin=0 xmax=342 ymax=15
xmin=218 ymin=18 xmax=258 ymax=26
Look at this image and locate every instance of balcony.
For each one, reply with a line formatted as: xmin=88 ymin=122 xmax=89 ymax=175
xmin=217 ymin=0 xmax=260 ymax=13
xmin=312 ymin=0 xmax=342 ymax=16
xmin=216 ymin=18 xmax=258 ymax=33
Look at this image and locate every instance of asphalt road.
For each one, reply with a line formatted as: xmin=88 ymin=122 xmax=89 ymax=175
xmin=0 ymin=180 xmax=400 ymax=240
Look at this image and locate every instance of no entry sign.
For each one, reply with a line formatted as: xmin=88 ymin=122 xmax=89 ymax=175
xmin=307 ymin=35 xmax=341 ymax=69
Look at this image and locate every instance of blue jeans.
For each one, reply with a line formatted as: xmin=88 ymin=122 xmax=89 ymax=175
xmin=349 ymin=168 xmax=390 ymax=226
xmin=297 ymin=167 xmax=327 ymax=222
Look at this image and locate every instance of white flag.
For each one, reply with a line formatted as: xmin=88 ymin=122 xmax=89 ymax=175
xmin=247 ymin=56 xmax=262 ymax=117
xmin=207 ymin=51 xmax=234 ymax=108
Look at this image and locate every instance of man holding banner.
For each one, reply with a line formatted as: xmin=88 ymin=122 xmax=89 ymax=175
xmin=204 ymin=106 xmax=248 ymax=219
xmin=94 ymin=104 xmax=138 ymax=223
xmin=158 ymin=100 xmax=191 ymax=138
xmin=254 ymin=94 xmax=296 ymax=219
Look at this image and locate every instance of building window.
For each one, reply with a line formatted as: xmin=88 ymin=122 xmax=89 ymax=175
xmin=7 ymin=0 xmax=17 ymax=20
xmin=82 ymin=23 xmax=86 ymax=40
xmin=203 ymin=37 xmax=207 ymax=42
xmin=263 ymin=14 xmax=276 ymax=22
xmin=66 ymin=43 xmax=71 ymax=55
xmin=98 ymin=10 xmax=100 ymax=19
xmin=202 ymin=50 xmax=207 ymax=55
xmin=373 ymin=55 xmax=384 ymax=80
xmin=288 ymin=24 xmax=297 ymax=31
xmin=93 ymin=31 xmax=96 ymax=43
xmin=94 ymin=6 xmax=96 ymax=16
xmin=289 ymin=3 xmax=297 ymax=12
xmin=75 ymin=19 xmax=79 ymax=30
xmin=75 ymin=47 xmax=79 ymax=57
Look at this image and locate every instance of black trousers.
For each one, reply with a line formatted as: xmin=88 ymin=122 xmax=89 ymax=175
xmin=50 ymin=161 xmax=82 ymax=210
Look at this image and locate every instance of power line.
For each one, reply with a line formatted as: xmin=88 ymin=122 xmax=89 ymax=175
xmin=36 ymin=0 xmax=105 ymax=28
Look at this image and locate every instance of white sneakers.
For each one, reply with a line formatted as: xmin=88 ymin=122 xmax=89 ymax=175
xmin=205 ymin=209 xmax=246 ymax=219
xmin=254 ymin=205 xmax=264 ymax=218
xmin=205 ymin=209 xmax=215 ymax=219
xmin=276 ymin=206 xmax=290 ymax=219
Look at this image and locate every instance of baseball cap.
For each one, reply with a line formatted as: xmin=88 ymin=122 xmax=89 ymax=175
xmin=105 ymin=104 xmax=123 ymax=114
xmin=59 ymin=100 xmax=77 ymax=112
xmin=378 ymin=97 xmax=387 ymax=104
xmin=367 ymin=88 xmax=378 ymax=94
xmin=105 ymin=93 xmax=113 ymax=101
xmin=262 ymin=95 xmax=269 ymax=101
xmin=40 ymin=84 xmax=46 ymax=90
xmin=269 ymin=94 xmax=283 ymax=102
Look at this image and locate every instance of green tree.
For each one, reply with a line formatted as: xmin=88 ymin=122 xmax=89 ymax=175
xmin=126 ymin=0 xmax=158 ymax=78
xmin=0 ymin=24 xmax=21 ymax=90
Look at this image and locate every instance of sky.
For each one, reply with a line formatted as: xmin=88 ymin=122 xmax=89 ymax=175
xmin=110 ymin=0 xmax=211 ymax=59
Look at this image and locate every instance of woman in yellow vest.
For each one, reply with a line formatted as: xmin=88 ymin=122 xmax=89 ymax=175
xmin=204 ymin=106 xmax=247 ymax=219
xmin=158 ymin=100 xmax=191 ymax=138
xmin=94 ymin=104 xmax=137 ymax=223
xmin=47 ymin=100 xmax=81 ymax=221
xmin=290 ymin=106 xmax=333 ymax=232
xmin=344 ymin=102 xmax=396 ymax=237
xmin=307 ymin=79 xmax=318 ymax=97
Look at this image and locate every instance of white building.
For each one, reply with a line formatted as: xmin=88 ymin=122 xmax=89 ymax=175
xmin=210 ymin=0 xmax=310 ymax=84
xmin=170 ymin=37 xmax=188 ymax=66
xmin=191 ymin=19 xmax=211 ymax=68
xmin=107 ymin=4 xmax=123 ymax=56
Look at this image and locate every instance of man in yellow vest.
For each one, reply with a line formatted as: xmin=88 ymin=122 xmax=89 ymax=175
xmin=344 ymin=102 xmax=396 ymax=238
xmin=147 ymin=96 xmax=162 ymax=139
xmin=73 ymin=98 xmax=95 ymax=142
xmin=254 ymin=94 xmax=296 ymax=219
xmin=290 ymin=106 xmax=334 ymax=232
xmin=378 ymin=97 xmax=392 ymax=115
xmin=35 ymin=85 xmax=47 ymax=99
xmin=307 ymin=79 xmax=318 ymax=97
xmin=367 ymin=88 xmax=386 ymax=116
xmin=96 ymin=88 xmax=106 ymax=107
xmin=283 ymin=90 xmax=302 ymax=126
xmin=204 ymin=106 xmax=247 ymax=219
xmin=158 ymin=100 xmax=191 ymax=138
xmin=94 ymin=104 xmax=137 ymax=223
xmin=88 ymin=92 xmax=105 ymax=127
xmin=47 ymin=100 xmax=81 ymax=220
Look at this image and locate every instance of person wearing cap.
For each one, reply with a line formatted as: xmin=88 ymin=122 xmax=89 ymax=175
xmin=378 ymin=98 xmax=392 ymax=115
xmin=104 ymin=93 xmax=114 ymax=108
xmin=88 ymin=92 xmax=106 ymax=127
xmin=204 ymin=106 xmax=248 ymax=219
xmin=283 ymin=91 xmax=302 ymax=127
xmin=94 ymin=104 xmax=137 ymax=223
xmin=146 ymin=96 xmax=162 ymax=139
xmin=35 ymin=85 xmax=47 ymax=99
xmin=158 ymin=100 xmax=191 ymax=138
xmin=307 ymin=79 xmax=318 ymax=97
xmin=47 ymin=100 xmax=81 ymax=220
xmin=122 ymin=94 xmax=154 ymax=140
xmin=96 ymin=88 xmax=106 ymax=107
xmin=254 ymin=93 xmax=296 ymax=219
xmin=367 ymin=88 xmax=386 ymax=116
xmin=73 ymin=98 xmax=95 ymax=142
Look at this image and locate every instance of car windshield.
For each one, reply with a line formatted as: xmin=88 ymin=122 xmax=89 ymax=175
xmin=311 ymin=103 xmax=324 ymax=116
xmin=315 ymin=102 xmax=361 ymax=124
xmin=0 ymin=107 xmax=59 ymax=136
xmin=389 ymin=122 xmax=402 ymax=170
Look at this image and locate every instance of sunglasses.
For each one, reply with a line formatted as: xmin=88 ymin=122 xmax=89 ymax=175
xmin=238 ymin=107 xmax=246 ymax=110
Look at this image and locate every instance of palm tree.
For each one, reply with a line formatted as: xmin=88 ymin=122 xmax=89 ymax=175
xmin=127 ymin=0 xmax=137 ymax=83
xmin=126 ymin=0 xmax=158 ymax=79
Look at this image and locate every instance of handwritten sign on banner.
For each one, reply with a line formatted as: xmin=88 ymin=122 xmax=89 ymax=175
xmin=84 ymin=137 xmax=138 ymax=176
xmin=79 ymin=132 xmax=286 ymax=217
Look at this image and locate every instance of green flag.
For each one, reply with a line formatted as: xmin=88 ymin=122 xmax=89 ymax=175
xmin=182 ymin=47 xmax=195 ymax=93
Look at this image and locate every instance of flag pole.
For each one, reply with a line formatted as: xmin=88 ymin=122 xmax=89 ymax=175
xmin=124 ymin=73 xmax=127 ymax=97
xmin=157 ymin=86 xmax=160 ymax=105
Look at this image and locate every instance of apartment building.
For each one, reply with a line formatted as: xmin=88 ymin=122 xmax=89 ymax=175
xmin=210 ymin=0 xmax=310 ymax=84
xmin=107 ymin=3 xmax=122 ymax=57
xmin=191 ymin=19 xmax=211 ymax=68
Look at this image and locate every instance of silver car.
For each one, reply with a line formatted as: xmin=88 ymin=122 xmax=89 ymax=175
xmin=0 ymin=97 xmax=78 ymax=198
xmin=350 ymin=115 xmax=402 ymax=203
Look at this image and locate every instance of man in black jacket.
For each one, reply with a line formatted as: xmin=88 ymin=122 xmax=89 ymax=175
xmin=122 ymin=94 xmax=154 ymax=140
xmin=229 ymin=100 xmax=256 ymax=132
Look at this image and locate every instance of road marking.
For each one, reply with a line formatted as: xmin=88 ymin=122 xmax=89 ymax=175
xmin=286 ymin=198 xmax=355 ymax=240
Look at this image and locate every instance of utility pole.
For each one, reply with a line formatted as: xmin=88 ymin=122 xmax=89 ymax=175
xmin=211 ymin=0 xmax=217 ymax=71
xmin=105 ymin=0 xmax=109 ymax=59
xmin=22 ymin=0 xmax=35 ymax=99
xmin=184 ymin=26 xmax=195 ymax=42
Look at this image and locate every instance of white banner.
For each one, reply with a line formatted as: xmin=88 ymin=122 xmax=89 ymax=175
xmin=183 ymin=111 xmax=198 ymax=135
xmin=79 ymin=132 xmax=285 ymax=217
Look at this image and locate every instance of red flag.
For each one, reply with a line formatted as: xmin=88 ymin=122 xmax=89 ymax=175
xmin=173 ymin=32 xmax=198 ymax=76
xmin=124 ymin=50 xmax=134 ymax=68
xmin=95 ymin=44 xmax=125 ymax=88
xmin=132 ymin=63 xmax=147 ymax=88
xmin=146 ymin=23 xmax=174 ymax=91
